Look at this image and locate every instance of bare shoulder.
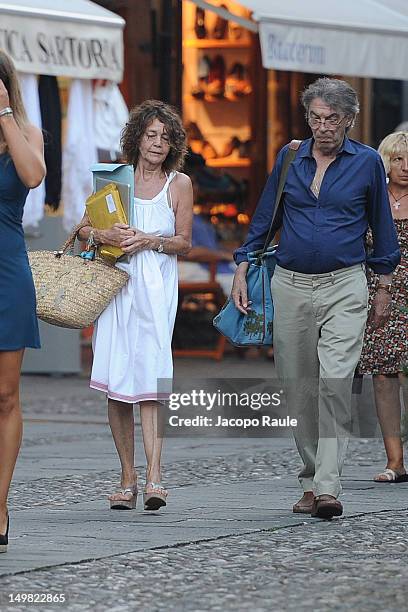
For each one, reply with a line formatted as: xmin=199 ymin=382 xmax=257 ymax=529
xmin=171 ymin=172 xmax=193 ymax=215
xmin=173 ymin=171 xmax=192 ymax=192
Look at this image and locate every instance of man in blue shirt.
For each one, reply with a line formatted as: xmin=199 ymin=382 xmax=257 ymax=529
xmin=232 ymin=78 xmax=400 ymax=519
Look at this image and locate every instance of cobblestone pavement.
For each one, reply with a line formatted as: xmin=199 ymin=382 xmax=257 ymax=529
xmin=1 ymin=512 xmax=407 ymax=612
xmin=0 ymin=373 xmax=406 ymax=612
xmin=8 ymin=440 xmax=386 ymax=511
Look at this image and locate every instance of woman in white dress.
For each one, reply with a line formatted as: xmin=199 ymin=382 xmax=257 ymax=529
xmin=78 ymin=100 xmax=193 ymax=510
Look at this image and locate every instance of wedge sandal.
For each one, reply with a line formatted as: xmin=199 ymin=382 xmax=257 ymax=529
xmin=143 ymin=482 xmax=168 ymax=511
xmin=109 ymin=484 xmax=138 ymax=510
xmin=373 ymin=468 xmax=408 ymax=483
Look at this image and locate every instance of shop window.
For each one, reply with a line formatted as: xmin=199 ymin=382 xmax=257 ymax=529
xmin=181 ymin=0 xmax=263 ymax=245
xmin=372 ymin=79 xmax=403 ymax=148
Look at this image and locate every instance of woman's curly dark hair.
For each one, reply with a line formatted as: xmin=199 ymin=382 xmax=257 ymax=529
xmin=120 ymin=100 xmax=188 ymax=172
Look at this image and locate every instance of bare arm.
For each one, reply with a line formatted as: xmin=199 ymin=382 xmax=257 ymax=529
xmin=0 ymin=79 xmax=46 ymax=188
xmin=231 ymin=261 xmax=250 ymax=314
xmin=369 ymin=272 xmax=393 ymax=329
xmin=182 ymin=246 xmax=233 ymax=262
xmin=120 ymin=173 xmax=193 ymax=256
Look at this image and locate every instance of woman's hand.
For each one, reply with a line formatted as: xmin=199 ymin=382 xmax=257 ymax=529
xmin=0 ymin=79 xmax=10 ymax=110
xmin=369 ymin=288 xmax=392 ymax=329
xmin=231 ymin=262 xmax=251 ymax=314
xmin=98 ymin=223 xmax=135 ymax=247
xmin=120 ymin=228 xmax=154 ymax=254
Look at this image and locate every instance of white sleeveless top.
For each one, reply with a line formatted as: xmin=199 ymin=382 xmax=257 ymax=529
xmin=90 ymin=171 xmax=178 ymax=403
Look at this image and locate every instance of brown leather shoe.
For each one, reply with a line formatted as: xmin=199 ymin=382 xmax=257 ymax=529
xmin=293 ymin=491 xmax=315 ymax=514
xmin=311 ymin=495 xmax=343 ymax=519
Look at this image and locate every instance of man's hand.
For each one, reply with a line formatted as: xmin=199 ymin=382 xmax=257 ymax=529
xmin=231 ymin=262 xmax=251 ymax=314
xmin=368 ymin=288 xmax=392 ymax=329
xmin=0 ymin=79 xmax=10 ymax=110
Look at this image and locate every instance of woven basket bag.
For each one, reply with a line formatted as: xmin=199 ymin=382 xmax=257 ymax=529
xmin=28 ymin=221 xmax=129 ymax=329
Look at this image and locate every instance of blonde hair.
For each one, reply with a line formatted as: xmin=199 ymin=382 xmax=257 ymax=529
xmin=0 ymin=49 xmax=29 ymax=151
xmin=378 ymin=131 xmax=408 ymax=174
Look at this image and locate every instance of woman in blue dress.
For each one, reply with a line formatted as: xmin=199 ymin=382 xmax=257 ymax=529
xmin=0 ymin=50 xmax=45 ymax=553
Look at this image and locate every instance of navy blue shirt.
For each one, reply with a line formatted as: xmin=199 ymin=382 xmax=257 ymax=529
xmin=234 ymin=138 xmax=401 ymax=274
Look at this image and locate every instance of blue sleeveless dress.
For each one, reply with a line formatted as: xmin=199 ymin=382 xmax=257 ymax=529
xmin=0 ymin=152 xmax=40 ymax=350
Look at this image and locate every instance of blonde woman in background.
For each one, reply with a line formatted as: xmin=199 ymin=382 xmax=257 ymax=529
xmin=359 ymin=132 xmax=408 ymax=482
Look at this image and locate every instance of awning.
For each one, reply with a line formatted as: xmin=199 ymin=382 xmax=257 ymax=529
xmin=188 ymin=0 xmax=408 ymax=80
xmin=0 ymin=0 xmax=124 ymax=81
xmin=186 ymin=0 xmax=258 ymax=33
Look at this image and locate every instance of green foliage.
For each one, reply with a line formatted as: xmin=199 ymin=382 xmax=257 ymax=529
xmin=243 ymin=311 xmax=264 ymax=338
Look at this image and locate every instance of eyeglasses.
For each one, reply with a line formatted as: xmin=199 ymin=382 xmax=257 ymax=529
xmin=307 ymin=115 xmax=346 ymax=129
xmin=144 ymin=131 xmax=170 ymax=145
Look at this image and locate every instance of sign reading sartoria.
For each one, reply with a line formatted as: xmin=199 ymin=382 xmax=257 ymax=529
xmin=0 ymin=16 xmax=123 ymax=81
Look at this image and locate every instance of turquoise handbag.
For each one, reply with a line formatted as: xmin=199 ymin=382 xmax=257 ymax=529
xmin=213 ymin=141 xmax=301 ymax=347
xmin=213 ymin=246 xmax=277 ymax=345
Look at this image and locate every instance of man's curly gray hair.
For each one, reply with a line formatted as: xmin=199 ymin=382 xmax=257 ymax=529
xmin=302 ymin=78 xmax=360 ymax=131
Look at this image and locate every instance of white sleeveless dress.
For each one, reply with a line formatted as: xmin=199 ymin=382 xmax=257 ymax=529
xmin=90 ymin=172 xmax=178 ymax=403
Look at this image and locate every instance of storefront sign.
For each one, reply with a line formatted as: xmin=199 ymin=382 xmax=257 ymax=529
xmin=0 ymin=14 xmax=123 ymax=81
xmin=259 ymin=22 xmax=408 ymax=79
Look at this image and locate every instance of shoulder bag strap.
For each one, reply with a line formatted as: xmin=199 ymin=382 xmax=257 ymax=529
xmin=259 ymin=139 xmax=302 ymax=257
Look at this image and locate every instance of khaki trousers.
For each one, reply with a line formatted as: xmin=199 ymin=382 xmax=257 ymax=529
xmin=271 ymin=264 xmax=368 ymax=498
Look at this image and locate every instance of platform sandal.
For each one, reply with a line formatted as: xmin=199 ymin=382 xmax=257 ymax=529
xmin=143 ymin=482 xmax=168 ymax=511
xmin=373 ymin=468 xmax=408 ymax=483
xmin=109 ymin=484 xmax=138 ymax=510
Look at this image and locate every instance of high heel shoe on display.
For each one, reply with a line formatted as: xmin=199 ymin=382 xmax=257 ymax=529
xmin=212 ymin=4 xmax=229 ymax=39
xmin=229 ymin=21 xmax=245 ymax=40
xmin=186 ymin=122 xmax=218 ymax=160
xmin=143 ymin=483 xmax=168 ymax=511
xmin=109 ymin=484 xmax=138 ymax=510
xmin=191 ymin=55 xmax=211 ymax=99
xmin=221 ymin=136 xmax=241 ymax=158
xmin=190 ymin=139 xmax=218 ymax=160
xmin=224 ymin=63 xmax=252 ymax=101
xmin=0 ymin=514 xmax=9 ymax=553
xmin=219 ymin=137 xmax=251 ymax=161
xmin=205 ymin=55 xmax=226 ymax=101
xmin=239 ymin=139 xmax=251 ymax=158
xmin=194 ymin=7 xmax=207 ymax=39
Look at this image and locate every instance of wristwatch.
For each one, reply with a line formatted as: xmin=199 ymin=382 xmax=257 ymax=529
xmin=377 ymin=282 xmax=392 ymax=294
xmin=157 ymin=238 xmax=164 ymax=253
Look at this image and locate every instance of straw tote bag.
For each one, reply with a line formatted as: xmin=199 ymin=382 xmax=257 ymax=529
xmin=28 ymin=221 xmax=129 ymax=329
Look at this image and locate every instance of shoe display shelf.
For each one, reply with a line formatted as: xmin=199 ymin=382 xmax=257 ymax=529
xmin=183 ymin=39 xmax=251 ymax=49
xmin=177 ymin=2 xmax=267 ymax=358
xmin=183 ymin=93 xmax=253 ymax=104
xmin=182 ymin=1 xmax=255 ymax=196
xmin=206 ymin=157 xmax=251 ymax=168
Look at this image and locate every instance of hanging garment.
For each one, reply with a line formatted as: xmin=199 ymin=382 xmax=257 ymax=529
xmin=93 ymin=81 xmax=128 ymax=161
xmin=62 ymin=79 xmax=97 ymax=232
xmin=90 ymin=172 xmax=178 ymax=402
xmin=38 ymin=75 xmax=62 ymax=210
xmin=18 ymin=73 xmax=45 ymax=230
